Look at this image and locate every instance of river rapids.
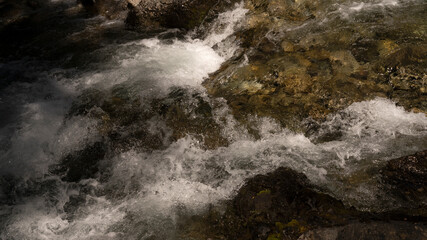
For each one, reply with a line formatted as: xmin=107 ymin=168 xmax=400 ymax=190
xmin=0 ymin=0 xmax=426 ymax=239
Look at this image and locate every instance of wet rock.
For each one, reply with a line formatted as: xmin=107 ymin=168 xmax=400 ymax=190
xmin=215 ymin=167 xmax=363 ymax=239
xmin=49 ymin=142 xmax=107 ymax=182
xmin=179 ymin=166 xmax=427 ymax=240
xmin=204 ymin=0 xmax=427 ymax=131
xmin=298 ymin=221 xmax=427 ymax=240
xmin=205 ymin=48 xmax=384 ymax=131
xmin=70 ymin=88 xmax=167 ymax=152
xmin=78 ymin=0 xmax=128 ymax=19
xmin=247 ymin=0 xmax=318 ymax=22
xmin=126 ymin=0 xmax=239 ymax=30
xmin=68 ymin=87 xmax=228 ymax=151
xmin=281 ymin=40 xmax=295 ymax=53
xmin=0 ymin=0 xmax=43 ymax=28
xmin=382 ymin=150 xmax=427 ymax=212
xmin=151 ymin=88 xmax=229 ymax=149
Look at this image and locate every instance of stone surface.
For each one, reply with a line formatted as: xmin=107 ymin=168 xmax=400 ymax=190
xmin=126 ymin=0 xmax=239 ymax=30
xmin=78 ymin=0 xmax=128 ymax=19
xmin=179 ymin=166 xmax=427 ymax=240
xmin=382 ymin=150 xmax=427 ymax=214
xmin=68 ymin=87 xmax=227 ymax=151
xmin=203 ymin=0 xmax=427 ymax=132
xmin=213 ymin=167 xmax=364 ymax=239
xmin=298 ymin=222 xmax=427 ymax=240
xmin=0 ymin=0 xmax=42 ymax=27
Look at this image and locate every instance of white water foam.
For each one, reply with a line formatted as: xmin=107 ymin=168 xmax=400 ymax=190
xmin=1 ymin=1 xmax=426 ymax=239
xmin=0 ymin=3 xmax=249 ymax=239
xmin=201 ymin=2 xmax=248 ymax=59
xmin=76 ymin=2 xmax=247 ymax=93
xmin=4 ymin=97 xmax=425 ymax=239
xmin=334 ymin=0 xmax=401 ymax=18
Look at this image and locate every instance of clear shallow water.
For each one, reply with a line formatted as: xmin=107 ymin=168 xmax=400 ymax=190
xmin=0 ymin=1 xmax=426 ymax=239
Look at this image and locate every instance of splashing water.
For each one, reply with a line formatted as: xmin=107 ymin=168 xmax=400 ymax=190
xmin=0 ymin=1 xmax=426 ymax=239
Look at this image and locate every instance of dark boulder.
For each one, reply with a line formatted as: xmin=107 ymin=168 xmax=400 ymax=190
xmin=179 ymin=166 xmax=427 ymax=239
xmin=382 ymin=150 xmax=427 ymax=212
xmin=216 ymin=167 xmax=364 ymax=239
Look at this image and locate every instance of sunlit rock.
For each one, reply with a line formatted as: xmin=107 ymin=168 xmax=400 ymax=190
xmin=204 ymin=0 xmax=427 ymax=131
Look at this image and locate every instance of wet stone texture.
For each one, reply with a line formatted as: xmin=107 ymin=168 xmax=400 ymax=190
xmin=298 ymin=221 xmax=427 ymax=240
xmin=126 ymin=0 xmax=240 ymax=30
xmin=382 ymin=150 xmax=427 ymax=216
xmin=1 ymin=1 xmax=426 ymax=239
xmin=216 ymin=167 xmax=364 ymax=240
xmin=78 ymin=0 xmax=128 ymax=19
xmin=71 ymin=87 xmax=227 ymax=151
xmin=203 ymin=0 xmax=427 ymax=132
xmin=179 ymin=164 xmax=427 ymax=240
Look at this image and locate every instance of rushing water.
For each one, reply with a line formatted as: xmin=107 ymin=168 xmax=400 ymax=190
xmin=0 ymin=1 xmax=426 ymax=239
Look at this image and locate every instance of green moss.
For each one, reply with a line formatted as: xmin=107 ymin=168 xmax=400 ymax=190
xmin=285 ymin=219 xmax=308 ymax=233
xmin=257 ymin=189 xmax=271 ymax=196
xmin=275 ymin=222 xmax=285 ymax=231
xmin=267 ymin=233 xmax=281 ymax=240
xmin=285 ymin=219 xmax=299 ymax=227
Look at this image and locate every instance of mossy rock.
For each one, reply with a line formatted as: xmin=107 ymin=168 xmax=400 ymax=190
xmin=178 ymin=165 xmax=427 ymax=239
xmin=204 ymin=0 xmax=427 ymax=132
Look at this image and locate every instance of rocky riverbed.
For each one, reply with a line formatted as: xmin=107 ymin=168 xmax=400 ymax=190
xmin=0 ymin=0 xmax=426 ymax=239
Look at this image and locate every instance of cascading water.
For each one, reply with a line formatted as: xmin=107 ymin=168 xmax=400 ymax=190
xmin=0 ymin=1 xmax=426 ymax=239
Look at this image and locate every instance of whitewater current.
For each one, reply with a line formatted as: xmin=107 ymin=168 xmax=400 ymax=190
xmin=0 ymin=1 xmax=426 ymax=239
